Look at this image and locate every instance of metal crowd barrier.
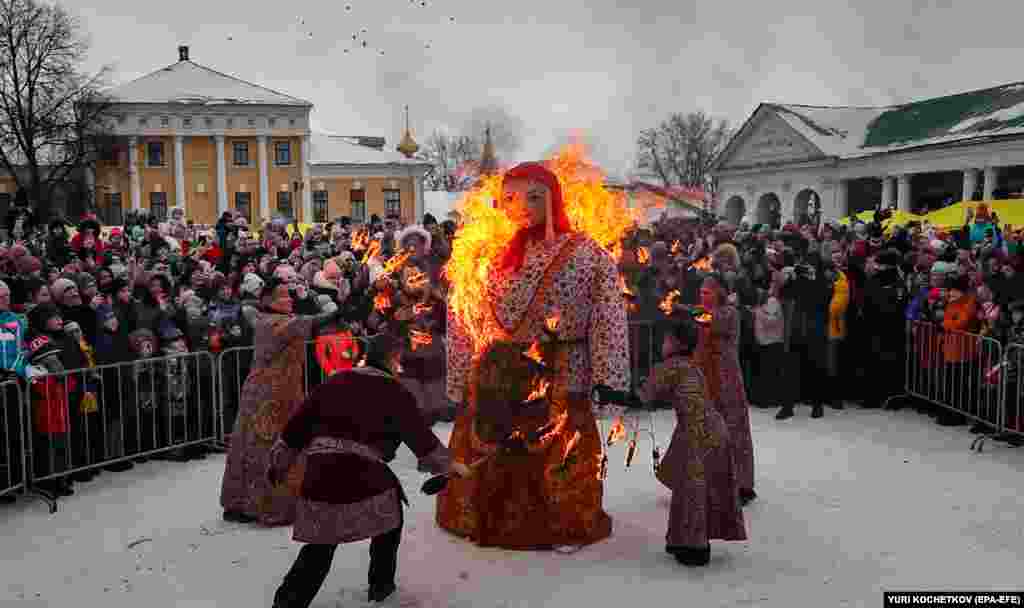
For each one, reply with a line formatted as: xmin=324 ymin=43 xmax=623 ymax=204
xmin=897 ymin=321 xmax=1005 ymax=451
xmin=23 ymin=351 xmax=218 ymax=508
xmin=976 ymin=342 xmax=1024 ymax=452
xmin=0 ymin=379 xmax=25 ymax=500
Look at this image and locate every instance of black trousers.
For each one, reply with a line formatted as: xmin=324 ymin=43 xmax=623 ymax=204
xmin=273 ymin=512 xmax=403 ymax=608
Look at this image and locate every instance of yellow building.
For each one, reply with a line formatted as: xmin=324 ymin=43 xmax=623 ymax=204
xmin=91 ymin=46 xmax=430 ymax=226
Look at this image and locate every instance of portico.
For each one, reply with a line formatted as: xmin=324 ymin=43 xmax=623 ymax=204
xmin=712 ymin=82 xmax=1024 ymax=226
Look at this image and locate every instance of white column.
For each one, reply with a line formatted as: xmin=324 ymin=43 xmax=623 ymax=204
xmin=301 ymin=135 xmax=312 ymax=223
xmin=983 ymin=166 xmax=999 ymax=200
xmin=897 ymin=174 xmax=912 ymax=212
xmin=414 ymin=173 xmax=425 ymax=221
xmin=215 ymin=135 xmax=228 ymax=216
xmin=174 ymin=135 xmax=186 ymax=212
xmin=258 ymin=135 xmax=270 ymax=222
xmin=881 ymin=176 xmax=896 ymax=208
xmin=834 ymin=178 xmax=848 ymax=219
xmin=128 ymin=137 xmax=141 ymax=211
xmin=962 ymin=168 xmax=978 ymax=202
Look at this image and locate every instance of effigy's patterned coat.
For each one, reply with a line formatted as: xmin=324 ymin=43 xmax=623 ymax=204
xmin=639 ymin=356 xmax=746 ymax=548
xmin=219 ymin=311 xmax=315 ymax=525
xmin=438 ymin=232 xmax=630 ymax=548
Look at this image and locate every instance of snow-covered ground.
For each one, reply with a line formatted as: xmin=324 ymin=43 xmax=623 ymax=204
xmin=2 ymin=406 xmax=1023 ymax=608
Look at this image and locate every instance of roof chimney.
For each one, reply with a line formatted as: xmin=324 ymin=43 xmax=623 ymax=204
xmin=178 ymin=45 xmax=189 ymax=61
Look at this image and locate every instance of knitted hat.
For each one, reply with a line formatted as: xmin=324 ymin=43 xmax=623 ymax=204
xmin=49 ymin=278 xmax=78 ymax=303
xmin=27 ymin=334 xmax=62 ymax=364
xmin=931 ymin=261 xmax=956 ymax=276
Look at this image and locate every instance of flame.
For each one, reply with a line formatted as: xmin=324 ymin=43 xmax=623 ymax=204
xmin=525 ymin=378 xmax=550 ymax=402
xmin=405 ymin=268 xmax=429 ymax=290
xmin=523 ymin=341 xmax=544 ymax=364
xmin=606 ymin=416 xmax=627 ymax=446
xmin=545 ymin=311 xmax=561 ymax=333
xmin=695 ymin=312 xmax=713 ymax=324
xmin=383 ymin=250 xmax=413 ymax=275
xmin=351 ymin=229 xmax=370 ymax=251
xmin=611 ymin=242 xmax=624 ymax=262
xmin=409 ymin=329 xmax=433 ymax=351
xmin=362 ymin=240 xmax=381 ymax=264
xmin=413 ymin=302 xmax=433 ymax=316
xmin=636 ymin=247 xmax=650 ymax=265
xmin=444 ymin=140 xmax=639 ymax=350
xmin=691 ymin=256 xmax=712 ymax=272
xmin=659 ymin=289 xmax=680 ymax=315
xmin=373 ymin=292 xmax=392 ymax=312
xmin=562 ymin=430 xmax=581 ymax=463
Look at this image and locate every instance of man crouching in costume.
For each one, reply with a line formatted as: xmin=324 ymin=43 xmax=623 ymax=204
xmin=267 ymin=333 xmax=469 ymax=607
xmin=437 ymin=161 xmax=630 ymax=550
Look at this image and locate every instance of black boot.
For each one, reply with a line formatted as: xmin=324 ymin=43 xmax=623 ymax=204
xmin=775 ymin=406 xmax=794 ymax=420
xmin=368 ymin=583 xmax=397 ymax=603
xmin=740 ymin=488 xmax=757 ymax=506
xmin=811 ymin=404 xmax=824 ymax=418
xmin=668 ymin=544 xmax=710 ymax=567
xmin=223 ymin=510 xmax=258 ymax=523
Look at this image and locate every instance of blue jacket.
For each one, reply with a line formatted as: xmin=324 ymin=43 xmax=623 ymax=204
xmin=0 ymin=311 xmax=29 ymax=378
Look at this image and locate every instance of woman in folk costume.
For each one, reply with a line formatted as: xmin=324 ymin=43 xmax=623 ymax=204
xmin=638 ymin=315 xmax=746 ymax=566
xmin=267 ymin=333 xmax=467 ymax=607
xmin=437 ymin=161 xmax=630 ymax=549
xmin=220 ymin=277 xmax=345 ymax=525
xmin=693 ymin=273 xmax=757 ymax=505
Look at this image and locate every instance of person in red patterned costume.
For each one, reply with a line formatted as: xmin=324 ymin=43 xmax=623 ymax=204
xmin=436 ymin=161 xmax=630 ymax=550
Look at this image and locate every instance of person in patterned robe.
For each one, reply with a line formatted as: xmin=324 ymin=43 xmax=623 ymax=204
xmin=219 ymin=277 xmax=344 ymax=525
xmin=267 ymin=333 xmax=466 ymax=607
xmin=693 ymin=273 xmax=757 ymax=504
xmin=638 ymin=316 xmax=746 ymax=566
xmin=437 ymin=161 xmax=630 ymax=549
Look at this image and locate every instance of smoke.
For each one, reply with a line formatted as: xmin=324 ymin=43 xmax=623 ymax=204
xmin=459 ymin=105 xmax=525 ymax=159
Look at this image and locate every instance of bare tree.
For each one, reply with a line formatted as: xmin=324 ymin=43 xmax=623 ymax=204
xmin=418 ymin=130 xmax=478 ymax=191
xmin=0 ymin=0 xmax=111 ymax=219
xmin=636 ymin=111 xmax=731 ymax=197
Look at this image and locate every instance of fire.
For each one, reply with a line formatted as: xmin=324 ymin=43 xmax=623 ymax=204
xmin=413 ymin=302 xmax=433 ymax=316
xmin=525 ymin=378 xmax=550 ymax=402
xmin=373 ymin=292 xmax=392 ymax=312
xmin=636 ymin=247 xmax=650 ymax=265
xmin=606 ymin=416 xmax=627 ymax=446
xmin=405 ymin=268 xmax=429 ymax=290
xmin=383 ymin=250 xmax=413 ymax=275
xmin=362 ymin=240 xmax=381 ymax=264
xmin=562 ymin=430 xmax=581 ymax=463
xmin=523 ymin=341 xmax=544 ymax=364
xmin=409 ymin=329 xmax=433 ymax=351
xmin=691 ymin=256 xmax=712 ymax=272
xmin=351 ymin=229 xmax=370 ymax=251
xmin=444 ymin=139 xmax=639 ymax=349
xmin=659 ymin=290 xmax=680 ymax=315
xmin=695 ymin=312 xmax=713 ymax=324
xmin=545 ymin=311 xmax=561 ymax=333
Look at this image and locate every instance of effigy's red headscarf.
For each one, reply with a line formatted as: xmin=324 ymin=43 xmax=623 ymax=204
xmin=499 ymin=162 xmax=573 ymax=272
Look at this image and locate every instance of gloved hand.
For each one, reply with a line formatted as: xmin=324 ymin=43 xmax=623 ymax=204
xmin=25 ymin=365 xmax=47 ymax=379
xmin=449 ymin=461 xmax=472 ymax=478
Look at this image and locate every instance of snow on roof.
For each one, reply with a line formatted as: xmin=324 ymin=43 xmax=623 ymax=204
xmin=108 ymin=60 xmax=311 ymax=106
xmin=309 ymin=132 xmax=429 ymax=166
xmin=763 ymin=81 xmax=1024 ymax=160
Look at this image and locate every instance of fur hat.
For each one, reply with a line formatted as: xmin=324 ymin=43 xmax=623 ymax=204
xmin=394 ymin=225 xmax=431 ymax=252
xmin=240 ymin=273 xmax=264 ymax=298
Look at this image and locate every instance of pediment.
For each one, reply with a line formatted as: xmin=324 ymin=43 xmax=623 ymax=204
xmin=717 ymin=108 xmax=825 ymax=170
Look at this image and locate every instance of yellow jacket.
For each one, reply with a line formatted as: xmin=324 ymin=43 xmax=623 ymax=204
xmin=828 ymin=270 xmax=850 ymax=340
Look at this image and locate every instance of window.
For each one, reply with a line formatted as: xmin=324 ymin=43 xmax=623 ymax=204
xmin=150 ymin=192 xmax=168 ymax=220
xmin=235 ymin=192 xmax=252 ymax=224
xmin=268 ymin=117 xmax=277 ymax=128
xmin=101 ymin=193 xmax=123 ymax=226
xmin=183 ymin=117 xmax=193 ymax=128
xmin=147 ymin=141 xmax=164 ymax=167
xmin=160 ymin=117 xmax=170 ymax=127
xmin=313 ymin=190 xmax=328 ymax=222
xmin=383 ymin=189 xmax=401 ymax=219
xmin=274 ymin=141 xmax=291 ymax=166
xmin=233 ymin=142 xmax=249 ymax=166
xmin=350 ymin=188 xmax=366 ymax=222
xmin=277 ymin=191 xmax=293 ymax=218
xmin=247 ymin=118 xmax=256 ymax=127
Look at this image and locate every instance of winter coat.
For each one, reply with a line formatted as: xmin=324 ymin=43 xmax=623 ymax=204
xmin=0 ymin=311 xmax=29 ymax=377
xmin=943 ymin=295 xmax=980 ymax=364
xmin=828 ymin=270 xmax=850 ymax=340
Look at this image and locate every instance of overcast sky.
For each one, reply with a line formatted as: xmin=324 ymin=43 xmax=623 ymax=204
xmin=68 ymin=0 xmax=1024 ymax=177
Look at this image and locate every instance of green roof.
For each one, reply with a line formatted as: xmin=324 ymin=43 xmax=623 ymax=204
xmin=864 ymin=82 xmax=1024 ymax=148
